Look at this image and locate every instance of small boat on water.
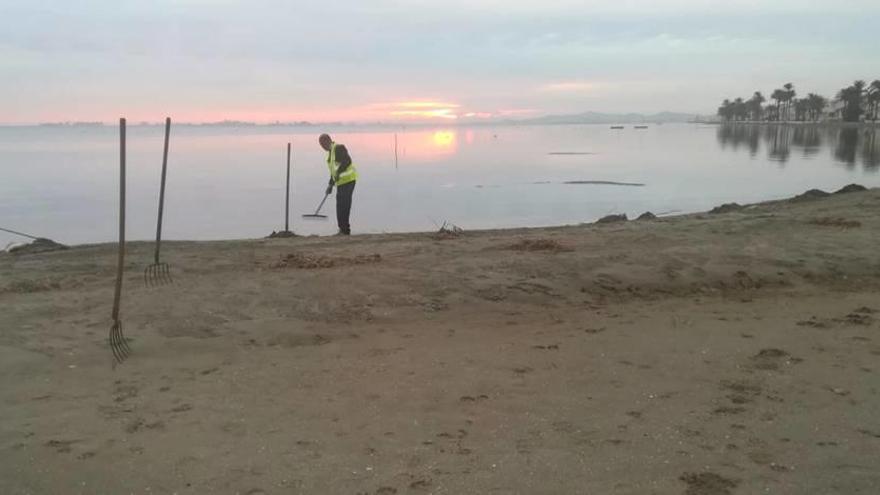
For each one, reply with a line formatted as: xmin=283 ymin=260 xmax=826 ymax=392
xmin=610 ymin=126 xmax=624 ymax=129
xmin=634 ymin=125 xmax=649 ymax=129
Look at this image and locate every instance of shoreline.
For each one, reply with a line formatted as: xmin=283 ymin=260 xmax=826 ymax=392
xmin=716 ymin=120 xmax=879 ymax=128
xmin=5 ymin=185 xmax=874 ymax=253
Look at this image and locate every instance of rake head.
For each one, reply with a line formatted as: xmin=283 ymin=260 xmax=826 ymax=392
xmin=109 ymin=318 xmax=131 ymax=363
xmin=144 ymin=262 xmax=173 ymax=287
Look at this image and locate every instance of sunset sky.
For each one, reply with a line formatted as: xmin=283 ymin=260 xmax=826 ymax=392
xmin=1 ymin=0 xmax=878 ymax=124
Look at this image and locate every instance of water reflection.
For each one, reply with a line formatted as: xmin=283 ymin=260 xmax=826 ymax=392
xmin=432 ymin=130 xmax=456 ymax=149
xmin=792 ymin=126 xmax=822 ymax=158
xmin=833 ymin=128 xmax=859 ymax=168
xmin=717 ymin=124 xmax=878 ymax=170
xmin=4 ymin=123 xmax=880 ymax=247
xmin=765 ymin=126 xmax=792 ymax=164
xmin=863 ymin=131 xmax=880 ymax=171
xmin=717 ymin=124 xmax=761 ymax=156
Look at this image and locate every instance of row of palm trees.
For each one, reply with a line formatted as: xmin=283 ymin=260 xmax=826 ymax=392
xmin=837 ymin=80 xmax=880 ymax=122
xmin=718 ymin=80 xmax=880 ymax=123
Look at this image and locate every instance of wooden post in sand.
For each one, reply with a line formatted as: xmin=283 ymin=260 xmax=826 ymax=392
xmin=109 ymin=117 xmax=131 ymax=363
xmin=285 ymin=142 xmax=291 ymax=232
xmin=154 ymin=117 xmax=171 ymax=261
xmin=113 ymin=118 xmax=126 ymax=320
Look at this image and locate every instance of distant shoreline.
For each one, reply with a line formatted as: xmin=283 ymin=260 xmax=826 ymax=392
xmin=717 ymin=120 xmax=879 ymax=128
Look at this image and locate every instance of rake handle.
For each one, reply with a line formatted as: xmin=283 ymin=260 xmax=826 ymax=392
xmin=154 ymin=117 xmax=171 ymax=264
xmin=112 ymin=118 xmax=126 ymax=321
xmin=314 ymin=192 xmax=329 ymax=215
xmin=0 ymin=226 xmax=40 ymax=240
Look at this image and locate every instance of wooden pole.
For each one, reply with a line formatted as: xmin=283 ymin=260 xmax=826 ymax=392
xmin=394 ymin=133 xmax=398 ymax=169
xmin=0 ymin=226 xmax=40 ymax=240
xmin=112 ymin=118 xmax=126 ymax=322
xmin=285 ymin=142 xmax=291 ymax=232
xmin=154 ymin=117 xmax=170 ymax=263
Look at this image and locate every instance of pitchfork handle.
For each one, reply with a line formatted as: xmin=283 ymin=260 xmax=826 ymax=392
xmin=154 ymin=117 xmax=171 ymax=264
xmin=112 ymin=118 xmax=126 ymax=321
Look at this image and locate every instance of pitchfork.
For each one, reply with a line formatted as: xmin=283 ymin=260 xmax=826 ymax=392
xmin=110 ymin=118 xmax=132 ymax=363
xmin=144 ymin=117 xmax=173 ymax=287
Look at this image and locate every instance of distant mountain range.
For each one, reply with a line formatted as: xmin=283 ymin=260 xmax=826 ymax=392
xmin=26 ymin=112 xmax=705 ymax=128
xmin=518 ymin=111 xmax=698 ymax=125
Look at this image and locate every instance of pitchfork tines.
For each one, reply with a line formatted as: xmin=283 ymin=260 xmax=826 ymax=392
xmin=144 ymin=260 xmax=173 ymax=287
xmin=109 ymin=318 xmax=131 ymax=363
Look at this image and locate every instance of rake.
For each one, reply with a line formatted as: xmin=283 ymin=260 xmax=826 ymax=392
xmin=302 ymin=193 xmax=330 ymax=220
xmin=144 ymin=117 xmax=173 ymax=287
xmin=110 ymin=118 xmax=132 ymax=363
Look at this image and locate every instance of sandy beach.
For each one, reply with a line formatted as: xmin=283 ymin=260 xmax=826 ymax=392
xmin=2 ymin=188 xmax=879 ymax=494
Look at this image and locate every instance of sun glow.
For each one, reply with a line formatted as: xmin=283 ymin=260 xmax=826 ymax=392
xmin=432 ymin=130 xmax=456 ymax=148
xmin=395 ymin=101 xmax=461 ymax=109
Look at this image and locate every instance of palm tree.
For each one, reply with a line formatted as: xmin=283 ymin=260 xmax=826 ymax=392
xmin=836 ymin=86 xmax=853 ymax=121
xmin=733 ymin=98 xmax=748 ymax=121
xmin=782 ymin=83 xmax=796 ymax=121
xmin=718 ymin=99 xmax=733 ymax=121
xmin=794 ymin=98 xmax=810 ymax=121
xmin=838 ymin=80 xmax=867 ymax=122
xmin=806 ymin=93 xmax=827 ymax=121
xmin=771 ymin=89 xmax=786 ymax=121
xmin=867 ymin=80 xmax=880 ymax=121
xmin=748 ymin=92 xmax=765 ymax=121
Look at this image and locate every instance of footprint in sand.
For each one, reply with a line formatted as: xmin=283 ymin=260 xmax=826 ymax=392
xmin=44 ymin=439 xmax=78 ymax=453
xmin=720 ymin=379 xmax=762 ymax=406
xmin=459 ymin=395 xmax=489 ymax=403
xmin=113 ymin=381 xmax=139 ymax=402
xmin=857 ymin=428 xmax=880 ymax=438
xmin=532 ymin=344 xmax=560 ymax=350
xmin=749 ymin=348 xmax=798 ymax=371
xmin=679 ymin=472 xmax=739 ymax=495
xmin=409 ymin=479 xmax=432 ymax=490
xmin=713 ymin=406 xmax=747 ymax=415
xmin=125 ymin=417 xmax=164 ymax=434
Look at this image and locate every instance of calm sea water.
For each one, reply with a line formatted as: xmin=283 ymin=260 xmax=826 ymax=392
xmin=1 ymin=123 xmax=878 ymax=246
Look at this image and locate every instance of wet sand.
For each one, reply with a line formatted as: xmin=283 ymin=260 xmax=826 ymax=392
xmin=2 ymin=189 xmax=879 ymax=494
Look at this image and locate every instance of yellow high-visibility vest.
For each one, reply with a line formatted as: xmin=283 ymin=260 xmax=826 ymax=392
xmin=327 ymin=142 xmax=358 ymax=186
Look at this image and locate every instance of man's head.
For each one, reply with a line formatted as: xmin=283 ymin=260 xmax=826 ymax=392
xmin=318 ymin=134 xmax=332 ymax=151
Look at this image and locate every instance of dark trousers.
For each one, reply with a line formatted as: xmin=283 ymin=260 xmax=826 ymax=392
xmin=336 ymin=181 xmax=355 ymax=234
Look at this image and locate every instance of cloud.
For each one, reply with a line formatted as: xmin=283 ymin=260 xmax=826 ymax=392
xmin=1 ymin=0 xmax=879 ymax=122
xmin=392 ymin=102 xmax=461 ymax=109
xmin=538 ymin=82 xmax=601 ymax=93
xmin=390 ymin=109 xmax=459 ymax=120
xmin=368 ymin=101 xmax=463 ymax=120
